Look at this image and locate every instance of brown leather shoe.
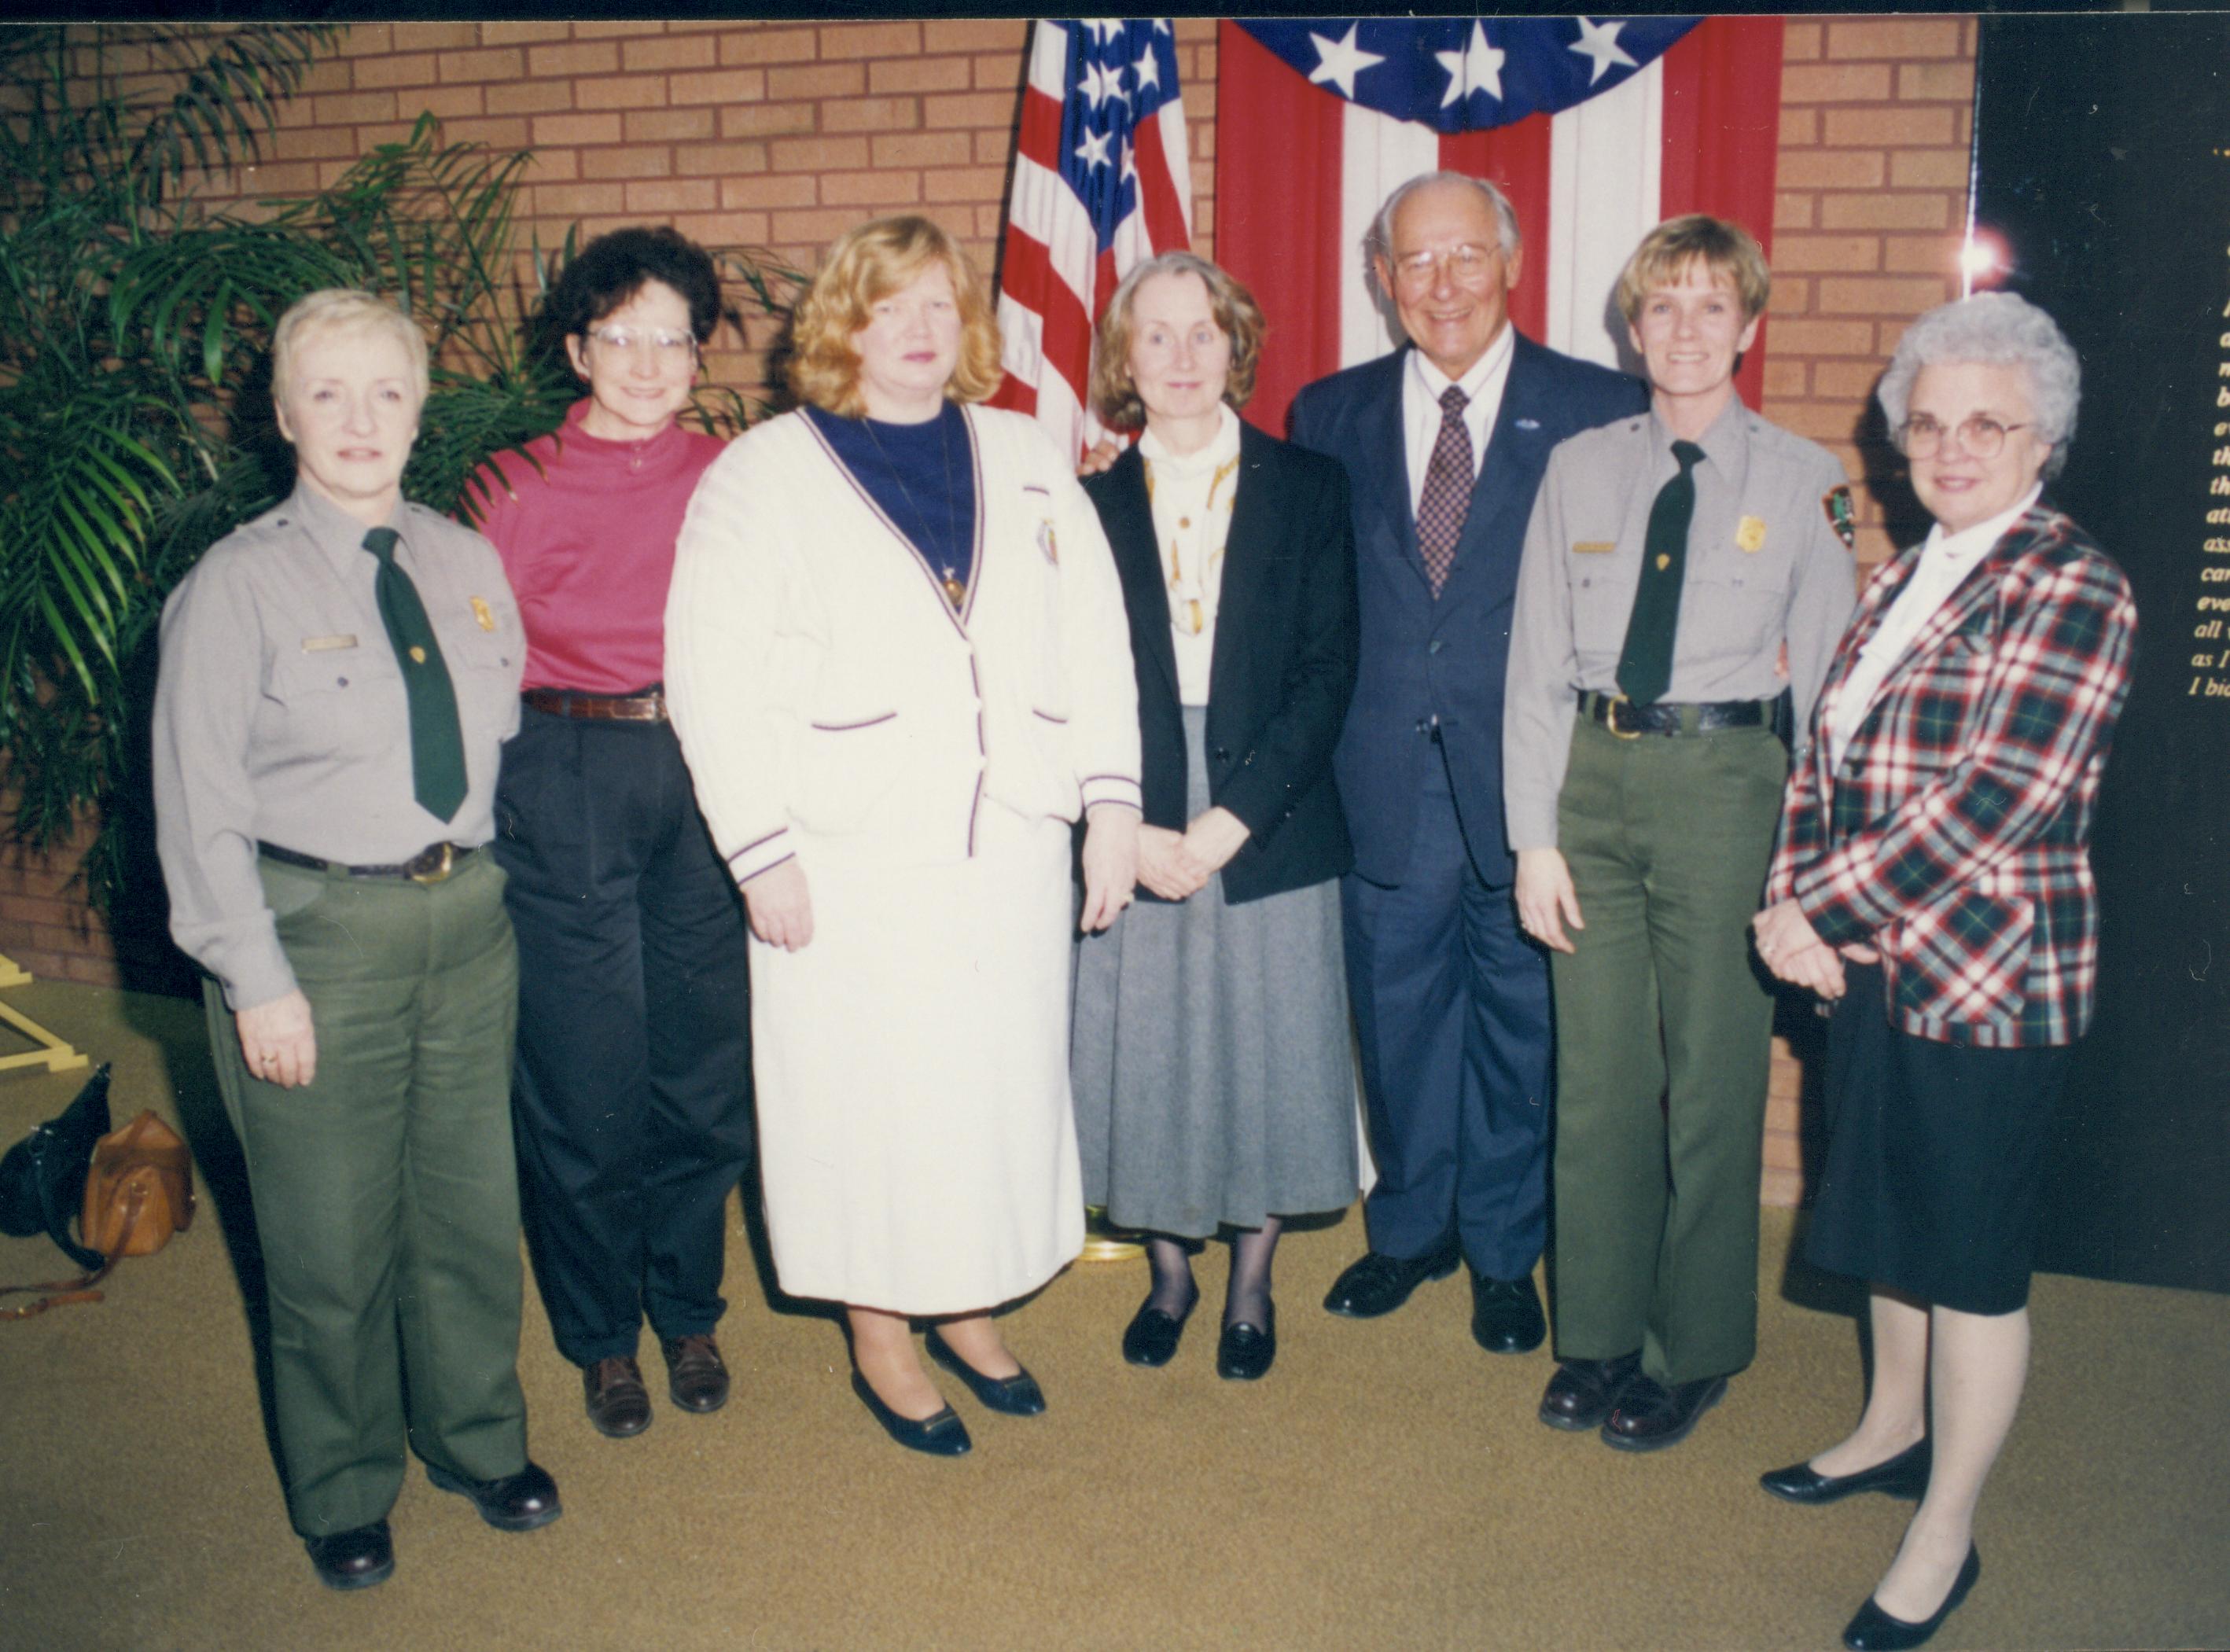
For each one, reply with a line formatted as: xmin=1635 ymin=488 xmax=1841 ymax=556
xmin=660 ymin=1333 xmax=730 ymax=1414
xmin=1600 ymin=1374 xmax=1728 ymax=1452
xmin=583 ymin=1355 xmax=653 ymax=1437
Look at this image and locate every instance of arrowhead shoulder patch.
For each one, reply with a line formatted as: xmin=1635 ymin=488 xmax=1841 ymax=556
xmin=1822 ymin=483 xmax=1857 ymax=551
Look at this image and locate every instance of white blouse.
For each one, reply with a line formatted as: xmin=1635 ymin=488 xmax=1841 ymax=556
xmin=1139 ymin=403 xmax=1243 ymax=706
xmin=1825 ymin=483 xmax=2041 ymax=770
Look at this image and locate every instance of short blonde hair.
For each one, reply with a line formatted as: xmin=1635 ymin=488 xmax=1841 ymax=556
xmin=786 ymin=216 xmax=1003 ymax=417
xmin=1614 ymin=215 xmax=1772 ymax=326
xmin=1089 ymin=252 xmax=1267 ymax=431
xmin=271 ymin=289 xmax=430 ymax=413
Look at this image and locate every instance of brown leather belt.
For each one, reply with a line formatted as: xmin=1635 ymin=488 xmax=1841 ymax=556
xmin=1579 ymin=690 xmax=1775 ymax=740
xmin=523 ymin=686 xmax=667 ymax=723
xmin=259 ymin=840 xmax=480 ymax=884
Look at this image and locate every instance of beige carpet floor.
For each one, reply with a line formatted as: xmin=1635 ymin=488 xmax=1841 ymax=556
xmin=2 ymin=979 xmax=2225 ymax=1651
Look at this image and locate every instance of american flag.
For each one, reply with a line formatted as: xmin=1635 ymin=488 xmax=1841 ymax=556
xmin=988 ymin=19 xmax=1193 ymax=462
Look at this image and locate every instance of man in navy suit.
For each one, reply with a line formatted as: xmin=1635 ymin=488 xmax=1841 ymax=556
xmin=1289 ymin=172 xmax=1645 ymax=1352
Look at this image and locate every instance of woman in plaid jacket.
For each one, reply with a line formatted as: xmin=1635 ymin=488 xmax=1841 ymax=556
xmin=1750 ymin=294 xmax=2136 ymax=1652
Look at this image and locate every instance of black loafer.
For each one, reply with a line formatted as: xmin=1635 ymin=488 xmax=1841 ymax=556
xmin=1842 ymin=1545 xmax=1980 ymax=1651
xmin=1761 ymin=1437 xmax=1930 ymax=1505
xmin=1539 ymin=1352 xmax=1641 ymax=1431
xmin=304 ymin=1520 xmax=394 ymax=1591
xmin=425 ymin=1460 xmax=562 ymax=1532
xmin=925 ymin=1327 xmax=1047 ymax=1416
xmin=1600 ymin=1374 xmax=1728 ymax=1452
xmin=1322 ymin=1242 xmax=1460 ymax=1318
xmin=1215 ymin=1304 xmax=1277 ymax=1381
xmin=1470 ymin=1271 xmax=1547 ymax=1354
xmin=850 ymin=1371 xmax=972 ymax=1456
xmin=1121 ymin=1293 xmax=1195 ymax=1367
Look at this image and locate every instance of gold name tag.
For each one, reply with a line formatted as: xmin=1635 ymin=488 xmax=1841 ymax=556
xmin=1570 ymin=541 xmax=1615 ymax=555
xmin=301 ymin=635 xmax=358 ymax=652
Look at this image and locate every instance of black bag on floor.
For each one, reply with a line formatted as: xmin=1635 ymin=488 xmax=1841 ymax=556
xmin=0 ymin=1063 xmax=112 ymax=1272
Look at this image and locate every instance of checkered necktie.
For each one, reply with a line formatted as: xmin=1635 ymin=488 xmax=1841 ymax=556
xmin=362 ymin=526 xmax=468 ymax=822
xmin=1415 ymin=384 xmax=1472 ymax=598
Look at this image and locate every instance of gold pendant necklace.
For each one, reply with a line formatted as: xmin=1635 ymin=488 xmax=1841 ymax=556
xmin=861 ymin=407 xmax=967 ymax=609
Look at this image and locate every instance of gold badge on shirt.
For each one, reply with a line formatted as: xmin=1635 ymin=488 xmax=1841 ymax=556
xmin=471 ymin=596 xmax=496 ymax=632
xmin=1736 ymin=516 xmax=1767 ymax=554
xmin=1036 ymin=521 xmax=1059 ymax=565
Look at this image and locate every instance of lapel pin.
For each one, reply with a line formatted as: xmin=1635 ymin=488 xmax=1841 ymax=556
xmin=1515 ymin=417 xmax=1541 ymax=431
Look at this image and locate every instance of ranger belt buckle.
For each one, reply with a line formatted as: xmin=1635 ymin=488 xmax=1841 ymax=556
xmin=406 ymin=842 xmax=456 ymax=885
xmin=1604 ymin=693 xmax=1642 ymax=740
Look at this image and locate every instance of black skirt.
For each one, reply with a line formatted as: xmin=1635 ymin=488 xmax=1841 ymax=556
xmin=1804 ymin=963 xmax=2074 ymax=1315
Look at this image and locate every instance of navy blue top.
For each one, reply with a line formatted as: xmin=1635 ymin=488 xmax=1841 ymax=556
xmin=805 ymin=402 xmax=978 ymax=598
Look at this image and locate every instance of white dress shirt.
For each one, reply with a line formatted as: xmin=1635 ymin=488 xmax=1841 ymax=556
xmin=1826 ymin=483 xmax=2041 ymax=770
xmin=1139 ymin=403 xmax=1243 ymax=707
xmin=1401 ymin=322 xmax=1515 ymax=514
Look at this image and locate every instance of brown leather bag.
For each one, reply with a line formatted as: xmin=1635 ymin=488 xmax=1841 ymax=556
xmin=82 ymin=1110 xmax=195 ymax=1257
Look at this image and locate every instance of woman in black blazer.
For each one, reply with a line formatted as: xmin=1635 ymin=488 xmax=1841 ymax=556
xmin=1072 ymin=251 xmax=1360 ymax=1381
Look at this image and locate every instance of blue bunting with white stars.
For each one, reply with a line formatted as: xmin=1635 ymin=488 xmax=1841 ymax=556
xmin=1238 ymin=17 xmax=1699 ymax=134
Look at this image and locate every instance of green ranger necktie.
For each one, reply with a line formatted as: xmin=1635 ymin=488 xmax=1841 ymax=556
xmin=1614 ymin=439 xmax=1706 ymax=707
xmin=361 ymin=526 xmax=468 ymax=822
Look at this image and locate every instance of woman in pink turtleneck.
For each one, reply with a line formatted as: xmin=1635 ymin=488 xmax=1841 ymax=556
xmin=469 ymin=227 xmax=753 ymax=1443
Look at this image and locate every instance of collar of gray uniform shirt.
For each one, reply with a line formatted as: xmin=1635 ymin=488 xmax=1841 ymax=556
xmin=282 ymin=476 xmax=412 ymax=570
xmin=1647 ymin=394 xmax=1750 ymax=487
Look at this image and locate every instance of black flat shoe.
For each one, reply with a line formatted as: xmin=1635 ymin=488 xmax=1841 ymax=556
xmin=1121 ymin=1287 xmax=1198 ymax=1367
xmin=925 ymin=1327 xmax=1047 ymax=1416
xmin=850 ymin=1370 xmax=972 ymax=1456
xmin=1842 ymin=1545 xmax=1981 ymax=1651
xmin=1322 ymin=1242 xmax=1460 ymax=1318
xmin=304 ymin=1520 xmax=394 ymax=1591
xmin=1761 ymin=1437 xmax=1930 ymax=1505
xmin=1216 ymin=1304 xmax=1277 ymax=1381
xmin=425 ymin=1460 xmax=563 ymax=1532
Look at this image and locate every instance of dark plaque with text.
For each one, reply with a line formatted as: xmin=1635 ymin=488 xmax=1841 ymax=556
xmin=1974 ymin=15 xmax=2230 ymax=1293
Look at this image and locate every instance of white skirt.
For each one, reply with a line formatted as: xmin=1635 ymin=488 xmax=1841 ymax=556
xmin=748 ymin=802 xmax=1084 ymax=1315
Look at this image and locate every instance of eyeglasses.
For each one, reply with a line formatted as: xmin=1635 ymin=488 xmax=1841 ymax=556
xmin=1388 ymin=243 xmax=1501 ymax=290
xmin=1893 ymin=414 xmax=2034 ymax=460
xmin=586 ymin=326 xmax=698 ymax=360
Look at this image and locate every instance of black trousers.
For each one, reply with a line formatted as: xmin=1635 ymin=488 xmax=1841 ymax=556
xmin=492 ymin=705 xmax=754 ymax=1366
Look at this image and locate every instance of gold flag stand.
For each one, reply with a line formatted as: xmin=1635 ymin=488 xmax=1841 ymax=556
xmin=1080 ymin=1206 xmax=1144 ymax=1264
xmin=0 ymin=954 xmax=90 ymax=1075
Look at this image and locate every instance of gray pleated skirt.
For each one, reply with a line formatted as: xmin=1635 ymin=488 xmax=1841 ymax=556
xmin=1071 ymin=706 xmax=1359 ymax=1238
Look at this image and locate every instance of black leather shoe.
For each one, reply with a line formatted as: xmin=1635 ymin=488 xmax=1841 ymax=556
xmin=583 ymin=1355 xmax=653 ymax=1438
xmin=925 ymin=1327 xmax=1046 ymax=1416
xmin=1121 ymin=1289 xmax=1197 ymax=1367
xmin=1600 ymin=1374 xmax=1728 ymax=1452
xmin=1216 ymin=1304 xmax=1277 ymax=1381
xmin=1470 ymin=1271 xmax=1547 ymax=1354
xmin=1761 ymin=1437 xmax=1930 ymax=1505
xmin=850 ymin=1370 xmax=973 ymax=1455
xmin=304 ymin=1521 xmax=393 ymax=1591
xmin=661 ymin=1334 xmax=730 ymax=1414
xmin=1322 ymin=1242 xmax=1460 ymax=1318
xmin=1538 ymin=1351 xmax=1641 ymax=1431
xmin=1842 ymin=1545 xmax=1980 ymax=1651
xmin=425 ymin=1460 xmax=562 ymax=1532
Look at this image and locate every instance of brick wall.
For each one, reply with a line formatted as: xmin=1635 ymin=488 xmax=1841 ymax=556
xmin=3 ymin=17 xmax=1975 ymax=1206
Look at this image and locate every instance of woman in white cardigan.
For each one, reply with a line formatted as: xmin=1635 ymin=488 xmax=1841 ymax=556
xmin=665 ymin=216 xmax=1141 ymax=1457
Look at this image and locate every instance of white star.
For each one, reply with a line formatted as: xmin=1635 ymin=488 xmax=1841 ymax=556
xmin=1079 ymin=20 xmax=1113 ymax=47
xmin=1074 ymin=127 xmax=1113 ymax=170
xmin=1434 ymin=21 xmax=1505 ymax=109
xmin=1076 ymin=59 xmax=1116 ymax=109
xmin=1307 ymin=23 xmax=1384 ymax=101
xmin=1132 ymin=44 xmax=1161 ymax=94
xmin=1152 ymin=18 xmax=1171 ymax=35
xmin=1569 ymin=17 xmax=1637 ymax=86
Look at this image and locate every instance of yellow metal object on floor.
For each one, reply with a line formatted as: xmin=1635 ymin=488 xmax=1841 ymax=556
xmin=1080 ymin=1207 xmax=1144 ymax=1264
xmin=0 ymin=955 xmax=90 ymax=1075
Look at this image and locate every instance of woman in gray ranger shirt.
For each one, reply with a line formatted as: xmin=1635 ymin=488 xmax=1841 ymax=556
xmin=153 ymin=289 xmax=556 ymax=1591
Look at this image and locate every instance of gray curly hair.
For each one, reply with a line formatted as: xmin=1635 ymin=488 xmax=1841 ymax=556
xmin=1876 ymin=292 xmax=2081 ymax=480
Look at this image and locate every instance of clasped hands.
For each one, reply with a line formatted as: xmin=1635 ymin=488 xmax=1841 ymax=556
xmin=1750 ymin=898 xmax=1878 ymax=1001
xmin=1135 ymin=805 xmax=1250 ymax=903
